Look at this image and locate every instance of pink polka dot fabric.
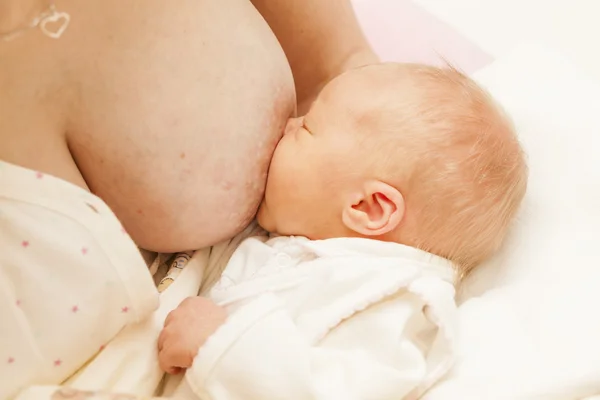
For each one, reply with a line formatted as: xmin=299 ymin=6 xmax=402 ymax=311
xmin=0 ymin=160 xmax=159 ymax=398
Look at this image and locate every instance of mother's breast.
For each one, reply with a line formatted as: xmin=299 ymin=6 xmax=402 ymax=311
xmin=67 ymin=0 xmax=296 ymax=251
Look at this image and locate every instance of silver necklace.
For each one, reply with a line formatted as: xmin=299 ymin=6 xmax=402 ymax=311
xmin=1 ymin=3 xmax=70 ymax=42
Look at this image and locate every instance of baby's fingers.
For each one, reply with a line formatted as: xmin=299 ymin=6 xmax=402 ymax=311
xmin=166 ymin=366 xmax=182 ymax=375
xmin=157 ymin=326 xmax=168 ymax=352
xmin=163 ymin=307 xmax=179 ymax=328
xmin=158 ymin=341 xmax=194 ymax=374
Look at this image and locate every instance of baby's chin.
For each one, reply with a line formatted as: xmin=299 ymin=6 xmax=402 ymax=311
xmin=256 ymin=200 xmax=274 ymax=232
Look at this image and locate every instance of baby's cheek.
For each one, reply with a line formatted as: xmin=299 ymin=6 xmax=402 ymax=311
xmin=267 ymin=157 xmax=292 ymax=194
xmin=255 ymin=203 xmax=272 ymax=231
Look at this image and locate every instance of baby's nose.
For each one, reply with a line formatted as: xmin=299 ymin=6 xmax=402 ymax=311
xmin=284 ymin=117 xmax=304 ymax=136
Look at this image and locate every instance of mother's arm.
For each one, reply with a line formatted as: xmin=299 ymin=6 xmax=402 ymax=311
xmin=251 ymin=0 xmax=379 ymax=114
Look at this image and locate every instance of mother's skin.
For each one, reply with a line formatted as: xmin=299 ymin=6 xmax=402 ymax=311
xmin=0 ymin=0 xmax=376 ymax=251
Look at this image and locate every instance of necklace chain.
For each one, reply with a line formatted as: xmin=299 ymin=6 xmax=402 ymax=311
xmin=1 ymin=3 xmax=70 ymax=42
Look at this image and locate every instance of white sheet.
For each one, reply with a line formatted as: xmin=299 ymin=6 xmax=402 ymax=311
xmin=423 ymin=42 xmax=600 ymax=400
xmin=412 ymin=0 xmax=600 ymax=83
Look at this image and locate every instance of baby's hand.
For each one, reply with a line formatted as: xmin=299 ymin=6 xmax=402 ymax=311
xmin=158 ymin=296 xmax=227 ymax=374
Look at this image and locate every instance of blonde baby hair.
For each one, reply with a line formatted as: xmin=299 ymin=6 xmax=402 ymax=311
xmin=349 ymin=63 xmax=528 ymax=276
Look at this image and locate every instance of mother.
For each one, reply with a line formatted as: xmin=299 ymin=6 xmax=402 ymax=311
xmin=0 ymin=0 xmax=377 ymax=397
xmin=0 ymin=0 xmax=377 ymax=251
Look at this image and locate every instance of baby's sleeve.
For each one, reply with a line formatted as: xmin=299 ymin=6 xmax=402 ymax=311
xmin=180 ymin=279 xmax=456 ymax=400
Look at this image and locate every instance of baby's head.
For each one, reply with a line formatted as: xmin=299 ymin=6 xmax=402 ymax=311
xmin=257 ymin=63 xmax=527 ymax=274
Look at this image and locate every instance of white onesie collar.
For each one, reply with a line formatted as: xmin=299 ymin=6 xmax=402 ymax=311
xmin=268 ymin=236 xmax=457 ymax=284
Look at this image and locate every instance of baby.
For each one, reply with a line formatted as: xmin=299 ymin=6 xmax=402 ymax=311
xmin=157 ymin=63 xmax=527 ymax=399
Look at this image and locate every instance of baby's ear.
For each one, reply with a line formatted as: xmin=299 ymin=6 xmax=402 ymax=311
xmin=341 ymin=180 xmax=404 ymax=236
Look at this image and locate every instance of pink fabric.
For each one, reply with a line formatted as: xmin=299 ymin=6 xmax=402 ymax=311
xmin=352 ymin=0 xmax=493 ymax=74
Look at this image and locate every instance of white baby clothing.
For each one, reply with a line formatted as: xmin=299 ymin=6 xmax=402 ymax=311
xmin=175 ymin=235 xmax=458 ymax=400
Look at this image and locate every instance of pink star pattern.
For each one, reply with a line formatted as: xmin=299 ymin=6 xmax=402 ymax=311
xmin=72 ymin=305 xmax=79 ymax=313
xmin=54 ymin=359 xmax=62 ymax=367
xmin=36 ymin=172 xmax=43 ymax=179
xmin=81 ymin=247 xmax=88 ymax=255
xmin=21 ymin=240 xmax=29 ymax=248
xmin=121 ymin=306 xmax=129 ymax=313
xmin=7 ymin=357 xmax=14 ymax=364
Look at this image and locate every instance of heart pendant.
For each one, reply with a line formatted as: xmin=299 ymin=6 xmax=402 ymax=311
xmin=39 ymin=11 xmax=70 ymax=39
